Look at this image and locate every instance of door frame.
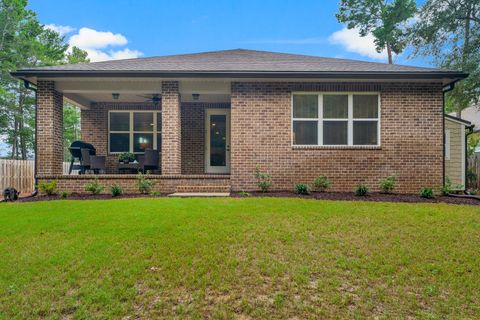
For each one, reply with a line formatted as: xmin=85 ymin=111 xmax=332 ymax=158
xmin=205 ymin=108 xmax=231 ymax=174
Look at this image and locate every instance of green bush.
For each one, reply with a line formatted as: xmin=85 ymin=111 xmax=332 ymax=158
xmin=295 ymin=183 xmax=311 ymax=195
xmin=380 ymin=175 xmax=396 ymax=193
xmin=150 ymin=191 xmax=161 ymax=197
xmin=254 ymin=166 xmax=272 ymax=192
xmin=60 ymin=191 xmax=70 ymax=199
xmin=38 ymin=180 xmax=58 ymax=196
xmin=84 ymin=178 xmax=104 ymax=195
xmin=118 ymin=152 xmax=135 ymax=163
xmin=420 ymin=187 xmax=434 ymax=199
xmin=313 ymin=176 xmax=331 ymax=192
xmin=137 ymin=172 xmax=154 ymax=194
xmin=440 ymin=177 xmax=463 ymax=195
xmin=110 ymin=184 xmax=123 ymax=197
xmin=239 ymin=191 xmax=251 ymax=197
xmin=354 ymin=184 xmax=369 ymax=196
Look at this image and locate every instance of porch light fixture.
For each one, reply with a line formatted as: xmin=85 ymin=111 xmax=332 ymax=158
xmin=112 ymin=93 xmax=120 ymax=100
xmin=192 ymin=93 xmax=200 ymax=100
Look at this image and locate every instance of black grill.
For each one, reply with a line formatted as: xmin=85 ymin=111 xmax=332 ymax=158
xmin=68 ymin=141 xmax=96 ymax=174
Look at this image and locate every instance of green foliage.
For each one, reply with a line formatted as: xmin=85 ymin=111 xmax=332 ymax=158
xmin=38 ymin=180 xmax=58 ymax=196
xmin=354 ymin=184 xmax=369 ymax=196
xmin=295 ymin=183 xmax=311 ymax=195
xmin=137 ymin=172 xmax=154 ymax=194
xmin=409 ymin=0 xmax=480 ymax=115
xmin=0 ymin=0 xmax=88 ymax=159
xmin=440 ymin=177 xmax=463 ymax=195
xmin=63 ymin=104 xmax=80 ymax=160
xmin=467 ymin=168 xmax=477 ymax=189
xmin=84 ymin=178 xmax=104 ymax=195
xmin=149 ymin=191 xmax=161 ymax=197
xmin=66 ymin=46 xmax=90 ymax=64
xmin=60 ymin=191 xmax=70 ymax=199
xmin=239 ymin=191 xmax=251 ymax=197
xmin=336 ymin=0 xmax=416 ymax=64
xmin=254 ymin=165 xmax=272 ymax=192
xmin=110 ymin=184 xmax=123 ymax=197
xmin=379 ymin=175 xmax=396 ymax=193
xmin=420 ymin=187 xmax=434 ymax=199
xmin=467 ymin=133 xmax=479 ymax=157
xmin=119 ymin=152 xmax=135 ymax=163
xmin=313 ymin=175 xmax=331 ymax=192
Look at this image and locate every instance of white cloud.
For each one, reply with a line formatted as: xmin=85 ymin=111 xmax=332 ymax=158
xmin=44 ymin=24 xmax=75 ymax=36
xmin=69 ymin=27 xmax=127 ymax=49
xmin=65 ymin=27 xmax=142 ymax=62
xmin=329 ymin=27 xmax=388 ymax=61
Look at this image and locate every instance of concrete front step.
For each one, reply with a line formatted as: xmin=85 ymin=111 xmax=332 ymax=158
xmin=168 ymin=192 xmax=230 ymax=197
xmin=175 ymin=185 xmax=231 ymax=193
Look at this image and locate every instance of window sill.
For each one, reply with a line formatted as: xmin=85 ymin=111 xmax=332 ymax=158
xmin=292 ymin=145 xmax=381 ymax=150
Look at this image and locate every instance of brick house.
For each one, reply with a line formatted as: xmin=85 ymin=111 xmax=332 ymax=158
xmin=12 ymin=49 xmax=468 ymax=194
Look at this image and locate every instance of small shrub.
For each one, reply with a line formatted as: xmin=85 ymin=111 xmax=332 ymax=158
xmin=150 ymin=191 xmax=161 ymax=197
xmin=379 ymin=175 xmax=396 ymax=193
xmin=440 ymin=177 xmax=463 ymax=195
xmin=295 ymin=183 xmax=311 ymax=195
xmin=239 ymin=191 xmax=251 ymax=197
xmin=119 ymin=152 xmax=135 ymax=163
xmin=137 ymin=172 xmax=154 ymax=194
xmin=38 ymin=180 xmax=58 ymax=196
xmin=110 ymin=184 xmax=123 ymax=197
xmin=84 ymin=178 xmax=104 ymax=195
xmin=313 ymin=176 xmax=331 ymax=192
xmin=254 ymin=166 xmax=272 ymax=192
xmin=420 ymin=187 xmax=434 ymax=199
xmin=354 ymin=184 xmax=369 ymax=196
xmin=60 ymin=191 xmax=70 ymax=199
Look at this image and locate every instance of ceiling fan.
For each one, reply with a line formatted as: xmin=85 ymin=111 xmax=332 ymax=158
xmin=137 ymin=93 xmax=161 ymax=107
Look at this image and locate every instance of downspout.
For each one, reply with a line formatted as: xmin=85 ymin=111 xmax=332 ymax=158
xmin=465 ymin=125 xmax=475 ymax=193
xmin=23 ymin=80 xmax=38 ymax=196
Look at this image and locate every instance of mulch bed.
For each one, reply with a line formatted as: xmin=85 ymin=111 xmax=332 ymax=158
xmin=16 ymin=193 xmax=165 ymax=202
xmin=10 ymin=191 xmax=480 ymax=205
xmin=232 ymin=191 xmax=480 ymax=206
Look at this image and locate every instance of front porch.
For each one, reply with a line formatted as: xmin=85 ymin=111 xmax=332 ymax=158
xmin=36 ymin=79 xmax=232 ymax=193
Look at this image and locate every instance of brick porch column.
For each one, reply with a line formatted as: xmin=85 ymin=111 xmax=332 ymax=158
xmin=37 ymin=80 xmax=63 ymax=176
xmin=161 ymin=81 xmax=181 ymax=175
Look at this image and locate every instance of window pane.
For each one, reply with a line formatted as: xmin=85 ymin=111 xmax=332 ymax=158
xmin=353 ymin=121 xmax=378 ymax=145
xmin=293 ymin=121 xmax=317 ymax=145
xmin=323 ymin=121 xmax=347 ymax=145
xmin=210 ymin=115 xmax=227 ymax=166
xmin=134 ymin=112 xmax=154 ymax=131
xmin=110 ymin=112 xmax=130 ymax=131
xmin=110 ymin=133 xmax=129 ymax=152
xmin=293 ymin=95 xmax=318 ymax=118
xmin=156 ymin=112 xmax=162 ymax=131
xmin=323 ymin=95 xmax=348 ymax=119
xmin=134 ymin=133 xmax=153 ymax=152
xmin=353 ymin=95 xmax=378 ymax=118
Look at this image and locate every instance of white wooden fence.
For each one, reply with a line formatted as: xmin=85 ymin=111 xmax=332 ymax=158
xmin=0 ymin=160 xmax=72 ymax=194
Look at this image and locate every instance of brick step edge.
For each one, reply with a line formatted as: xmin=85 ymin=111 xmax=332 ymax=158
xmin=175 ymin=185 xmax=231 ymax=193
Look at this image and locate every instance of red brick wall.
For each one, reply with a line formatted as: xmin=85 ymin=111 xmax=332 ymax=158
xmin=161 ymin=81 xmax=181 ymax=174
xmin=37 ymin=80 xmax=63 ymax=176
xmin=38 ymin=175 xmax=230 ymax=194
xmin=230 ymin=82 xmax=444 ymax=193
xmin=181 ymin=102 xmax=230 ymax=174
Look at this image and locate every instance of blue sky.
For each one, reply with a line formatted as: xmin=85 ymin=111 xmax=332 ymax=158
xmin=29 ymin=0 xmax=431 ymax=67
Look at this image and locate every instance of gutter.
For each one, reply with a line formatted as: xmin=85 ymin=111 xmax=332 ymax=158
xmin=23 ymin=80 xmax=39 ymax=197
xmin=442 ymin=82 xmax=459 ymax=189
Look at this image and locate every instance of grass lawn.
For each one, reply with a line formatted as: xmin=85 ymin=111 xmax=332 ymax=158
xmin=1 ymin=198 xmax=479 ymax=319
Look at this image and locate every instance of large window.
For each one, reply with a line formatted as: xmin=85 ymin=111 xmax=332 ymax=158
xmin=109 ymin=111 xmax=162 ymax=153
xmin=292 ymin=93 xmax=380 ymax=146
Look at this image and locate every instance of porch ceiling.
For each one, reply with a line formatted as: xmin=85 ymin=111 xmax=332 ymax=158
xmin=57 ymin=79 xmax=232 ymax=108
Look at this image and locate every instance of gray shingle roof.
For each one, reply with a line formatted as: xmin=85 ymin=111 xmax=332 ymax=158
xmin=13 ymin=49 xmax=466 ymax=79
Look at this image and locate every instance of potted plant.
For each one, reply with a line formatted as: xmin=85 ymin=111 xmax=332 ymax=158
xmin=119 ymin=152 xmax=135 ymax=164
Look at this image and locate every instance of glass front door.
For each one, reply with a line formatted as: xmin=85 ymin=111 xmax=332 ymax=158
xmin=206 ymin=109 xmax=230 ymax=173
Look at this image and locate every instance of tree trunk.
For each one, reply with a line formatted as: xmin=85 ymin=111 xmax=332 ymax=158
xmin=386 ymin=43 xmax=393 ymax=64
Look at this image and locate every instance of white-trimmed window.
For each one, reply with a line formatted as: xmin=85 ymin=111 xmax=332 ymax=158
xmin=292 ymin=93 xmax=380 ymax=146
xmin=108 ymin=111 xmax=162 ymax=153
